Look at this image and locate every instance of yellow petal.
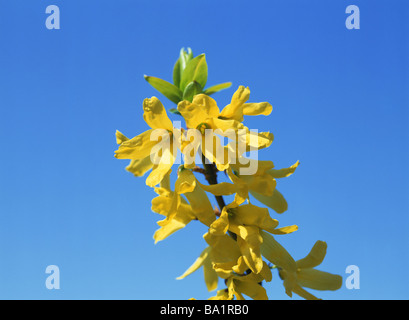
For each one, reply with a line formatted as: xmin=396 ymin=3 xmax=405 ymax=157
xmin=296 ymin=241 xmax=328 ymax=269
xmin=271 ymin=225 xmax=298 ymax=235
xmin=250 ymin=189 xmax=288 ymax=214
xmin=260 ymin=231 xmax=297 ymax=273
xmin=207 ymin=117 xmax=245 ymax=132
xmin=181 ymin=129 xmax=201 ymax=168
xmin=209 ymin=208 xmax=230 ymax=235
xmin=227 ymin=278 xmax=243 ymax=300
xmin=143 ymin=97 xmax=173 ymax=131
xmin=240 ymin=174 xmax=276 ymax=197
xmin=279 ymin=269 xmax=297 ymax=297
xmin=115 ymin=130 xmax=129 ymax=144
xmin=197 ymin=180 xmax=237 ymax=196
xmin=231 ymin=256 xmax=249 ymax=275
xmin=177 ymin=247 xmax=211 ymax=280
xmin=225 ymin=169 xmax=249 ymax=205
xmin=177 ymin=100 xmax=209 ymax=129
xmin=268 ymin=161 xmax=300 ymax=179
xmin=175 ymin=169 xmax=196 ymax=194
xmin=242 ymin=102 xmax=272 ymax=117
xmin=245 ymin=131 xmax=274 ymax=151
xmin=184 ymin=182 xmax=216 ymax=227
xmin=159 ymin=169 xmax=172 ymax=190
xmin=114 ymin=129 xmax=158 ymax=160
xmin=213 ymin=260 xmax=237 ymax=276
xmin=260 ymin=261 xmax=273 ymax=282
xmin=204 ymin=232 xmax=241 ymax=263
xmin=292 ymin=284 xmax=321 ymax=300
xmin=192 ymin=94 xmax=220 ymax=118
xmin=234 ymin=226 xmax=264 ymax=274
xmin=208 ymin=289 xmax=231 ymax=300
xmin=125 ymin=157 xmax=153 ymax=177
xmin=204 ymin=258 xmax=219 ymax=292
xmin=145 ymin=144 xmax=175 ymax=187
xmin=231 ymin=159 xmax=274 ymax=173
xmin=151 ymin=195 xmax=173 ymax=216
xmin=233 ymin=203 xmax=279 ymax=233
xmin=219 ymin=86 xmax=250 ymax=121
xmin=233 ymin=278 xmax=268 ymax=300
xmin=297 ymin=269 xmax=343 ymax=291
xmin=153 ymin=216 xmax=192 ymax=243
xmin=202 ymin=133 xmax=229 ymax=171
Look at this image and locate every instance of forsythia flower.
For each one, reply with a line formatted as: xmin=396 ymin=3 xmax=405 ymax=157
xmin=278 ymin=239 xmax=343 ymax=300
xmin=151 ymin=168 xmax=216 ymax=243
xmin=178 ymin=88 xmax=274 ymax=171
xmin=115 ymin=50 xmax=342 ymax=300
xmin=115 ymin=97 xmax=182 ymax=187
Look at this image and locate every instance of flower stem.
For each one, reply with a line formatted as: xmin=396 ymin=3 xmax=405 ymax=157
xmin=201 ymin=154 xmax=237 ymax=241
xmin=201 ymin=155 xmax=226 ymax=211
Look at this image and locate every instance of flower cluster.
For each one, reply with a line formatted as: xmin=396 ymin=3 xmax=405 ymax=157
xmin=114 ymin=49 xmax=342 ymax=300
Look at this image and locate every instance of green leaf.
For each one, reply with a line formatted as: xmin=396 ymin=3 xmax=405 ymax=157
xmin=182 ymin=81 xmax=203 ymax=102
xmin=203 ymin=82 xmax=232 ymax=95
xmin=174 ymin=48 xmax=193 ymax=88
xmin=173 ymin=59 xmax=181 ymax=88
xmin=144 ymin=75 xmax=183 ymax=104
xmin=180 ymin=54 xmax=208 ymax=91
xmin=169 ymin=108 xmax=182 ymax=115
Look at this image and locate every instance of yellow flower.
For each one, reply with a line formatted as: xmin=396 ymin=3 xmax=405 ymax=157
xmin=151 ymin=170 xmax=195 ymax=243
xmin=197 ymin=162 xmax=275 ymax=206
xmin=178 ymin=230 xmax=272 ymax=300
xmin=176 ymin=231 xmax=243 ymax=292
xmin=225 ymin=272 xmax=269 ymax=300
xmin=176 ymin=246 xmax=219 ymax=292
xmin=151 ymin=169 xmax=216 ymax=243
xmin=260 ymin=231 xmax=342 ymax=300
xmin=197 ymin=160 xmax=299 ymax=213
xmin=115 ymin=97 xmax=181 ymax=187
xmin=219 ymin=86 xmax=273 ymax=122
xmin=232 ymin=159 xmax=300 ymax=213
xmin=210 ymin=202 xmax=297 ymax=274
xmin=177 ymin=91 xmax=274 ymax=171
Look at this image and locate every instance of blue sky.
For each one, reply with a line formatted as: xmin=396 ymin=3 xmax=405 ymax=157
xmin=0 ymin=0 xmax=408 ymax=300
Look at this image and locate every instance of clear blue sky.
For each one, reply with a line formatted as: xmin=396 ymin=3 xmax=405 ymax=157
xmin=0 ymin=0 xmax=408 ymax=300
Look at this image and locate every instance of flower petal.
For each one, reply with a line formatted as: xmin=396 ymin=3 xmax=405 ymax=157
xmin=175 ymin=169 xmax=196 ymax=194
xmin=177 ymin=100 xmax=209 ymax=129
xmin=296 ymin=241 xmax=327 ymax=269
xmin=203 ymin=258 xmax=219 ymax=292
xmin=184 ymin=182 xmax=216 ymax=227
xmin=153 ymin=215 xmax=192 ymax=243
xmin=297 ymin=269 xmax=343 ymax=291
xmin=260 ymin=231 xmax=297 ymax=273
xmin=233 ymin=203 xmax=279 ymax=233
xmin=125 ymin=157 xmax=154 ymax=177
xmin=204 ymin=232 xmax=241 ymax=263
xmin=268 ymin=161 xmax=300 ymax=179
xmin=242 ymin=102 xmax=272 ymax=117
xmin=143 ymin=97 xmax=173 ymax=131
xmin=233 ymin=279 xmax=268 ymax=300
xmin=115 ymin=130 xmax=129 ymax=144
xmin=114 ymin=129 xmax=158 ymax=160
xmin=219 ymin=86 xmax=250 ymax=122
xmin=192 ymin=94 xmax=220 ymax=118
xmin=146 ymin=144 xmax=175 ymax=187
xmin=177 ymin=247 xmax=211 ymax=280
xmin=270 ymin=225 xmax=298 ymax=235
xmin=292 ymin=284 xmax=320 ymax=300
xmin=250 ymin=189 xmax=288 ymax=214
